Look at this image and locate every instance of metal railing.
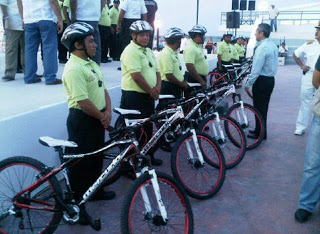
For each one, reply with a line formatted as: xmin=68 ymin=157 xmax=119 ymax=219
xmin=221 ymin=10 xmax=320 ymax=26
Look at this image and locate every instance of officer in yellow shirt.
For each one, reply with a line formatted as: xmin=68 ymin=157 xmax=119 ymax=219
xmin=99 ymin=0 xmax=112 ymax=63
xmin=231 ymin=37 xmax=240 ymax=63
xmin=159 ymin=27 xmax=187 ymax=99
xmin=183 ymin=25 xmax=209 ymax=88
xmin=120 ymin=20 xmax=162 ymax=166
xmin=61 ymin=22 xmax=115 ymax=224
xmin=62 ymin=0 xmax=71 ymax=25
xmin=109 ymin=0 xmax=120 ymax=60
xmin=234 ymin=35 xmax=245 ymax=62
xmin=217 ymin=32 xmax=234 ymax=71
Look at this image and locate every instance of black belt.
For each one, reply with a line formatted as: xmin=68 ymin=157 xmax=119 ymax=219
xmin=258 ymin=75 xmax=274 ymax=79
xmin=69 ymin=108 xmax=105 ymax=113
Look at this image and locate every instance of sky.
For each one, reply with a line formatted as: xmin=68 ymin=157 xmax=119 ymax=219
xmin=156 ymin=0 xmax=319 ymax=36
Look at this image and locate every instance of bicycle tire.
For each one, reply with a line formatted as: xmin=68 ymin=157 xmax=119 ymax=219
xmin=120 ymin=171 xmax=193 ymax=234
xmin=0 ymin=156 xmax=63 ymax=234
xmin=171 ymin=131 xmax=226 ymax=199
xmin=199 ymin=114 xmax=247 ymax=169
xmin=226 ymin=103 xmax=265 ymax=150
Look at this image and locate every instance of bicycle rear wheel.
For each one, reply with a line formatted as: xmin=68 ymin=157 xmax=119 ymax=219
xmin=199 ymin=114 xmax=247 ymax=169
xmin=226 ymin=103 xmax=265 ymax=150
xmin=0 ymin=156 xmax=63 ymax=234
xmin=121 ymin=171 xmax=193 ymax=234
xmin=171 ymin=131 xmax=226 ymax=199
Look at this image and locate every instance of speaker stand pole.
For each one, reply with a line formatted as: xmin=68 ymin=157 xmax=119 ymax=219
xmin=196 ymin=0 xmax=199 ymax=24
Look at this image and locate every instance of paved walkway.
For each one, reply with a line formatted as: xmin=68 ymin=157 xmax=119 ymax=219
xmin=53 ymin=64 xmax=317 ymax=233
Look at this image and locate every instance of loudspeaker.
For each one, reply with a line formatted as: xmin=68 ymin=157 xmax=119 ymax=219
xmin=240 ymin=0 xmax=247 ymax=10
xmin=227 ymin=11 xmax=240 ymax=28
xmin=248 ymin=0 xmax=255 ymax=10
xmin=232 ymin=0 xmax=239 ymax=10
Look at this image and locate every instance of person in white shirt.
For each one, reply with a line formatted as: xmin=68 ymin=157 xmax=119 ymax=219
xmin=269 ymin=5 xmax=279 ymax=32
xmin=1 ymin=0 xmax=24 ymax=81
xmin=17 ymin=0 xmax=63 ymax=85
xmin=70 ymin=0 xmax=106 ymax=65
xmin=292 ymin=24 xmax=320 ymax=135
xmin=278 ymin=42 xmax=288 ymax=57
xmin=117 ymin=0 xmax=147 ymax=51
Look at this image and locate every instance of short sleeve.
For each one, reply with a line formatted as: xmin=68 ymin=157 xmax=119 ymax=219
xmin=217 ymin=43 xmax=224 ymax=55
xmin=63 ymin=69 xmax=89 ymax=101
xmin=122 ymin=49 xmax=142 ymax=73
xmin=294 ymin=43 xmax=306 ymax=58
xmin=160 ymin=52 xmax=174 ymax=74
xmin=141 ymin=1 xmax=148 ymax=14
xmin=120 ymin=0 xmax=128 ymax=11
xmin=316 ymin=56 xmax=320 ymax=71
xmin=63 ymin=0 xmax=69 ymax=7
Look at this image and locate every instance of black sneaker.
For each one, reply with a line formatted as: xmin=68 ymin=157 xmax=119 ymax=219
xmin=151 ymin=155 xmax=163 ymax=166
xmin=295 ymin=208 xmax=311 ymax=223
xmin=78 ymin=206 xmax=91 ymax=225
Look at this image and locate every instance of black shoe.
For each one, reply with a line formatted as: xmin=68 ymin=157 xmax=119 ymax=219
xmin=160 ymin=143 xmax=172 ymax=152
xmin=36 ymin=74 xmax=43 ymax=78
xmin=106 ymin=58 xmax=112 ymax=63
xmin=26 ymin=77 xmax=41 ymax=84
xmin=59 ymin=59 xmax=68 ymax=64
xmin=78 ymin=206 xmax=91 ymax=225
xmin=295 ymin=209 xmax=311 ymax=223
xmin=113 ymin=58 xmax=120 ymax=61
xmin=2 ymin=75 xmax=14 ymax=81
xmin=117 ymin=67 xmax=121 ymax=71
xmin=151 ymin=155 xmax=163 ymax=166
xmin=90 ymin=191 xmax=116 ymax=201
xmin=46 ymin=79 xmax=62 ymax=85
xmin=247 ymin=133 xmax=259 ymax=139
xmin=119 ymin=162 xmax=136 ymax=180
xmin=101 ymin=59 xmax=107 ymax=63
xmin=16 ymin=68 xmax=23 ymax=73
xmin=249 ymin=130 xmax=256 ymax=134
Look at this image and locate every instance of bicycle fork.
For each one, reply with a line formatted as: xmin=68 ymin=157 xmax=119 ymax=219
xmin=136 ymin=169 xmax=168 ymax=223
xmin=186 ymin=129 xmax=205 ymax=165
xmin=210 ymin=113 xmax=226 ymax=143
xmin=235 ymin=101 xmax=249 ymax=129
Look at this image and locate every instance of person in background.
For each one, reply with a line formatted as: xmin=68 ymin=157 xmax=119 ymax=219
xmin=62 ymin=0 xmax=71 ymax=26
xmin=183 ymin=25 xmax=208 ymax=89
xmin=120 ymin=20 xmax=162 ymax=166
xmin=61 ymin=22 xmax=115 ymax=225
xmin=230 ymin=37 xmax=240 ymax=63
xmin=278 ymin=41 xmax=288 ymax=57
xmin=212 ymin=42 xmax=217 ymax=54
xmin=204 ymin=36 xmax=214 ymax=54
xmin=70 ymin=0 xmax=106 ymax=65
xmin=292 ymin=24 xmax=320 ymax=135
xmin=109 ymin=0 xmax=120 ymax=61
xmin=17 ymin=0 xmax=63 ymax=85
xmin=144 ymin=0 xmax=157 ymax=50
xmin=244 ymin=23 xmax=278 ymax=140
xmin=99 ymin=0 xmax=112 ymax=63
xmin=57 ymin=0 xmax=68 ymax=64
xmin=217 ymin=32 xmax=233 ymax=72
xmin=1 ymin=0 xmax=24 ymax=81
xmin=294 ymin=55 xmax=320 ymax=223
xmin=269 ymin=4 xmax=279 ymax=32
xmin=179 ymin=33 xmax=189 ymax=54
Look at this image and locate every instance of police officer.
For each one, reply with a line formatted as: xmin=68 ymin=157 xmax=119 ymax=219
xmin=234 ymin=35 xmax=246 ymax=62
xmin=217 ymin=32 xmax=234 ymax=72
xmin=183 ymin=25 xmax=209 ymax=89
xmin=292 ymin=22 xmax=320 ymax=135
xmin=159 ymin=27 xmax=187 ymax=99
xmin=61 ymin=22 xmax=115 ymax=224
xmin=120 ymin=20 xmax=162 ymax=166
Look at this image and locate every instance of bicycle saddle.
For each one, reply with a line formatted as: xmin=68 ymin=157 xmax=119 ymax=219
xmin=187 ymin=82 xmax=201 ymax=87
xmin=39 ymin=136 xmax=78 ymax=148
xmin=159 ymin=95 xmax=175 ymax=99
xmin=113 ymin=107 xmax=141 ymax=115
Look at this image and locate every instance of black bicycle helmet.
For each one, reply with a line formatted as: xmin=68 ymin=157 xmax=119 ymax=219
xmin=61 ymin=22 xmax=94 ymax=50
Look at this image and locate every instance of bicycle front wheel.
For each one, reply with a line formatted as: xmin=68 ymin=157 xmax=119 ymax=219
xmin=226 ymin=103 xmax=265 ymax=150
xmin=121 ymin=171 xmax=193 ymax=234
xmin=199 ymin=114 xmax=247 ymax=169
xmin=0 ymin=156 xmax=63 ymax=234
xmin=171 ymin=131 xmax=226 ymax=199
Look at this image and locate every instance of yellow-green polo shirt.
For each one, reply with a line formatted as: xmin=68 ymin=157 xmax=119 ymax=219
xmin=62 ymin=54 xmax=106 ymax=110
xmin=234 ymin=43 xmax=245 ymax=57
xmin=58 ymin=1 xmax=65 ymax=21
xmin=159 ymin=45 xmax=184 ymax=82
xmin=99 ymin=5 xmax=111 ymax=26
xmin=183 ymin=39 xmax=209 ymax=76
xmin=217 ymin=40 xmax=233 ymax=62
xmin=121 ymin=41 xmax=159 ymax=93
xmin=231 ymin=44 xmax=239 ymax=60
xmin=109 ymin=6 xmax=119 ymax=25
xmin=63 ymin=0 xmax=70 ymax=12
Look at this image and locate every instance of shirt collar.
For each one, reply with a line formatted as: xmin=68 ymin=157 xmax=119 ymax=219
xmin=70 ymin=53 xmax=93 ymax=66
xmin=165 ymin=45 xmax=177 ymax=55
xmin=190 ymin=39 xmax=201 ymax=48
xmin=130 ymin=40 xmax=148 ymax=53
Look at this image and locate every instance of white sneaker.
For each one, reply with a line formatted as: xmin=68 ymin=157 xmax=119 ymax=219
xmin=294 ymin=129 xmax=305 ymax=136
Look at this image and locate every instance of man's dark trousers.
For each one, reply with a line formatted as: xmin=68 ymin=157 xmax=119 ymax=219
xmin=252 ymin=75 xmax=275 ymax=139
